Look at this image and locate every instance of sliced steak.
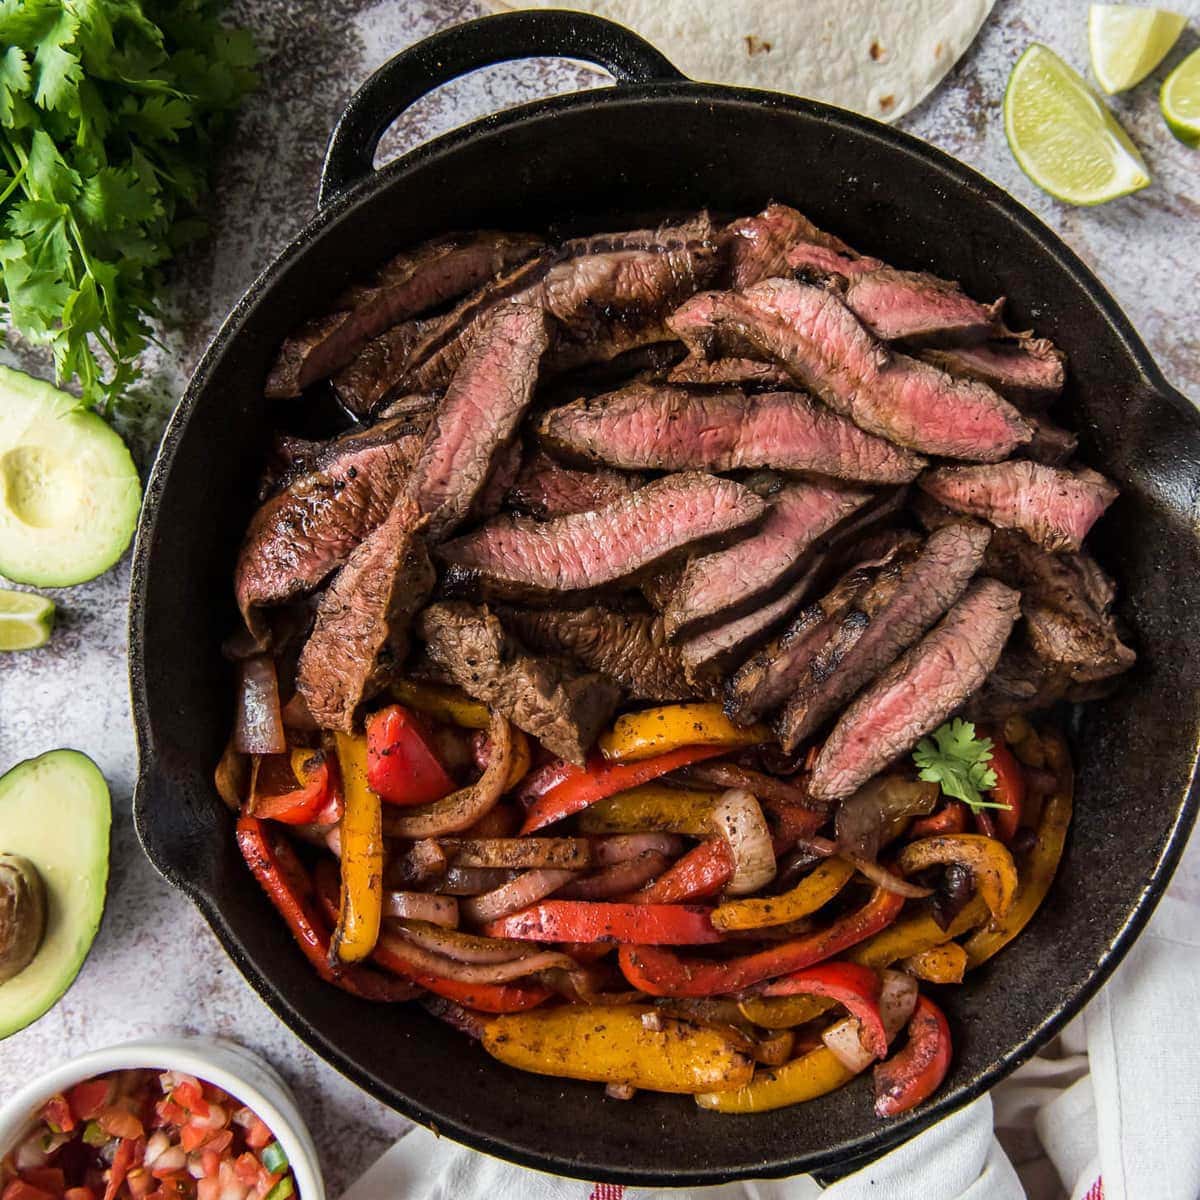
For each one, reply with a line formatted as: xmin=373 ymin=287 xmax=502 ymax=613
xmin=1023 ymin=416 xmax=1079 ymax=467
xmin=235 ymin=417 xmax=424 ymax=636
xmin=777 ymin=522 xmax=993 ymax=751
xmin=919 ymin=337 xmax=1066 ymax=405
xmin=332 ymin=319 xmax=432 ymax=417
xmin=669 ymin=280 xmax=1031 ymax=461
xmin=265 ymin=231 xmax=543 ymax=398
xmin=663 ymin=480 xmax=872 ymax=638
xmin=839 ymin=268 xmax=1000 ymax=346
xmin=418 ymin=603 xmax=620 ymax=764
xmin=401 ymin=217 xmax=717 ymax=393
xmin=809 ymin=578 xmax=1022 ymax=801
xmin=497 ymin=606 xmax=702 ymax=702
xmin=408 ymin=304 xmax=549 ymax=542
xmin=723 ymin=533 xmax=915 ymax=725
xmin=438 ymin=472 xmax=766 ymax=602
xmin=640 ymin=562 xmax=686 ymax=613
xmin=295 ymin=499 xmax=435 ymax=732
xmin=919 ymin=461 xmax=1118 ymax=553
xmin=667 ymin=354 xmax=793 ymax=388
xmin=469 ymin=438 xmax=525 ymax=523
xmin=537 ymin=385 xmax=925 ymax=484
xmin=506 ymin=449 xmax=642 ymax=520
xmin=727 ymin=203 xmax=852 ymax=289
xmin=984 ymin=530 xmax=1135 ymax=685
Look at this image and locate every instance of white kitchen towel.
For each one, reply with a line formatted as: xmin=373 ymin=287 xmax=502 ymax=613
xmin=341 ymin=893 xmax=1200 ymax=1200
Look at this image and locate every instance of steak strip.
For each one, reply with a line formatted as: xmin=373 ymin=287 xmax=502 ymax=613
xmin=506 ymin=450 xmax=642 ymax=520
xmin=437 ymin=472 xmax=766 ymax=602
xmin=919 ymin=337 xmax=1066 ymax=405
xmin=537 ymin=384 xmax=924 ymax=484
xmin=809 ymin=578 xmax=1022 ymax=801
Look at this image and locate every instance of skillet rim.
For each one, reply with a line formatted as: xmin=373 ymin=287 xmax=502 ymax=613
xmin=129 ymin=77 xmax=1200 ymax=1185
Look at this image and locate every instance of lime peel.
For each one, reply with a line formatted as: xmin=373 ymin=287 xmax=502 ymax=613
xmin=1162 ymin=47 xmax=1200 ymax=147
xmin=0 ymin=589 xmax=55 ymax=651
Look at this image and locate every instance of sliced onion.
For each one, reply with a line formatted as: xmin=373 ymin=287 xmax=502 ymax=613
xmin=592 ymin=834 xmax=687 ymax=865
xmin=712 ymin=789 xmax=776 ymax=896
xmin=384 ymin=892 xmax=459 ymax=927
xmin=384 ymin=711 xmax=513 ymax=837
xmin=430 ymin=866 xmax=515 ymax=895
xmin=879 ymin=968 xmax=919 ymax=1040
xmin=556 ymin=851 xmax=669 ymax=900
xmin=15 ymin=1134 xmax=49 ymax=1170
xmin=459 ymin=867 xmax=575 ymax=923
xmin=841 ymin=852 xmax=933 ymax=899
xmin=605 ymin=1083 xmax=636 ymax=1101
xmin=378 ymin=930 xmax=573 ymax=983
xmin=393 ymin=919 xmax=534 ymax=963
xmin=144 ymin=1132 xmax=172 ymax=1168
xmin=823 ymin=1016 xmax=876 ymax=1074
xmin=233 ymin=656 xmax=286 ymax=755
xmin=439 ymin=837 xmax=592 ymax=870
xmin=390 ymin=838 xmax=449 ymax=887
xmin=154 ymin=1147 xmax=188 ymax=1173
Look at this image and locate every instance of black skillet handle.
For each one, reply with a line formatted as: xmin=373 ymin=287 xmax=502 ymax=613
xmin=318 ymin=10 xmax=686 ymax=208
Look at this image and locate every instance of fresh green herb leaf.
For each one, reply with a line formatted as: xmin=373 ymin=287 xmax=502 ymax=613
xmin=913 ymin=719 xmax=1008 ymax=814
xmin=0 ymin=0 xmax=257 ymax=413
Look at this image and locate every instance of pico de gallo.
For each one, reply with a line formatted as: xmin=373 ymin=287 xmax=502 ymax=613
xmin=1 ymin=1071 xmax=297 ymax=1200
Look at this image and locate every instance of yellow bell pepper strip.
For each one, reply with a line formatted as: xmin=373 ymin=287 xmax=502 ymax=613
xmin=901 ymin=942 xmax=968 ymax=984
xmin=738 ymin=994 xmax=834 ymax=1029
xmin=964 ymin=758 xmax=1073 ymax=967
xmin=598 ymin=703 xmax=769 ymax=763
xmin=504 ymin=728 xmax=531 ymax=792
xmin=896 ymin=833 xmax=1018 ymax=922
xmin=711 ymin=857 xmax=855 ymax=932
xmin=848 ymin=896 xmax=988 ymax=970
xmin=391 ymin=678 xmax=490 ymax=729
xmin=481 ymin=1004 xmax=755 ymax=1094
xmin=695 ymin=1045 xmax=854 ymax=1113
xmin=576 ymin=784 xmax=720 ymax=835
xmin=331 ymin=733 xmax=384 ymax=963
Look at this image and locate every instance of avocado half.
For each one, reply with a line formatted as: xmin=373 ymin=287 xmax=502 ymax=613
xmin=0 ymin=750 xmax=111 ymax=1038
xmin=0 ymin=365 xmax=142 ymax=587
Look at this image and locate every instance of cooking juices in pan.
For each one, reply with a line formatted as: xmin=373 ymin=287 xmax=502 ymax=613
xmin=220 ymin=203 xmax=1133 ymax=1116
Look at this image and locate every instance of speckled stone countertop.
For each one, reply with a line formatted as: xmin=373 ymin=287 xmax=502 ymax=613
xmin=1 ymin=0 xmax=1197 ymax=1193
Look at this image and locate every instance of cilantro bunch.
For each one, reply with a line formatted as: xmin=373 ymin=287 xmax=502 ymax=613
xmin=0 ymin=0 xmax=257 ymax=410
xmin=913 ymin=719 xmax=1007 ymax=813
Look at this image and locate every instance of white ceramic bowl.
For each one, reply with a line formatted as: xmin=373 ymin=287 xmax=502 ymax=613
xmin=0 ymin=1038 xmax=324 ymax=1200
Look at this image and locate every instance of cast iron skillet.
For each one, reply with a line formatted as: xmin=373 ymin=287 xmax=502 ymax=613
xmin=130 ymin=11 xmax=1200 ymax=1186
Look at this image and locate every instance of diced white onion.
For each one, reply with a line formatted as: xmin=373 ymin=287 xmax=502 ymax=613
xmin=712 ymin=789 xmax=775 ymax=896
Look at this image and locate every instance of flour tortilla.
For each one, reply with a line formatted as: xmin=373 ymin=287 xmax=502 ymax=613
xmin=492 ymin=0 xmax=996 ymax=123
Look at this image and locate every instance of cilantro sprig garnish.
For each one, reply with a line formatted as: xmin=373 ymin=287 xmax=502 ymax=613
xmin=0 ymin=0 xmax=257 ymax=411
xmin=913 ymin=719 xmax=1009 ymax=813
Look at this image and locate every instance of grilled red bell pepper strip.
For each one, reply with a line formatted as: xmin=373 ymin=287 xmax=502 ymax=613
xmin=520 ymin=745 xmax=726 ymax=833
xmin=250 ymin=749 xmax=334 ymax=824
xmin=632 ymin=840 xmax=734 ymax=904
xmin=366 ymin=704 xmax=456 ymax=806
xmin=762 ymin=962 xmax=887 ymax=1059
xmin=986 ymin=742 xmax=1025 ymax=844
xmin=618 ymin=884 xmax=905 ymax=997
xmin=484 ymin=900 xmax=722 ymax=945
xmin=910 ymin=801 xmax=968 ymax=838
xmin=310 ymin=858 xmax=548 ymax=1013
xmin=873 ymin=995 xmax=952 ymax=1116
xmin=236 ymin=816 xmax=416 ymax=1002
xmin=513 ymin=758 xmax=578 ymax=808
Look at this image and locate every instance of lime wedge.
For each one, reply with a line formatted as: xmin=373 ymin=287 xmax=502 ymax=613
xmin=1162 ymin=46 xmax=1200 ymax=146
xmin=1005 ymin=44 xmax=1151 ymax=205
xmin=0 ymin=588 xmax=55 ymax=651
xmin=1089 ymin=5 xmax=1186 ymax=93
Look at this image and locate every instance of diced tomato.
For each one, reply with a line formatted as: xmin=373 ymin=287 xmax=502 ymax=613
xmin=170 ymin=1081 xmax=209 ymax=1120
xmin=179 ymin=1126 xmax=209 ymax=1154
xmin=68 ymin=1080 xmax=114 ymax=1123
xmin=366 ymin=705 xmax=456 ymax=807
xmin=3 ymin=1182 xmax=56 ymax=1200
xmin=203 ymin=1132 xmax=232 ymax=1157
xmin=233 ymin=1156 xmax=259 ymax=1188
xmin=197 ymin=1180 xmax=219 ymax=1200
xmin=40 ymin=1096 xmax=76 ymax=1134
xmin=155 ymin=1100 xmax=187 ymax=1128
xmin=243 ymin=1120 xmax=272 ymax=1153
xmin=200 ymin=1153 xmax=220 ymax=1181
xmin=20 ymin=1171 xmax=64 ymax=1198
xmin=97 ymin=1109 xmax=144 ymax=1141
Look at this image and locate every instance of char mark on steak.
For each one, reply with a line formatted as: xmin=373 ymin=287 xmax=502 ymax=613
xmin=726 ymin=203 xmax=853 ymax=289
xmin=418 ymin=602 xmax=620 ymax=764
xmin=295 ymin=498 xmax=435 ymax=732
xmin=919 ymin=461 xmax=1118 ymax=553
xmin=1022 ymin=415 xmax=1079 ymax=467
xmin=497 ymin=606 xmax=704 ymax=703
xmin=919 ymin=336 xmax=1066 ymax=405
xmin=776 ymin=521 xmax=993 ymax=752
xmin=235 ymin=417 xmax=425 ymax=640
xmin=662 ymin=480 xmax=872 ymax=639
xmin=264 ymin=231 xmax=544 ymax=399
xmin=408 ymin=303 xmax=549 ymax=543
xmin=809 ymin=577 xmax=1022 ymax=801
xmin=668 ymin=280 xmax=1031 ymax=461
xmin=667 ymin=354 xmax=794 ymax=388
xmin=469 ymin=438 xmax=525 ymax=523
xmin=537 ymin=384 xmax=925 ymax=484
xmin=505 ymin=449 xmax=643 ymax=520
xmin=437 ymin=472 xmax=766 ymax=603
xmin=723 ymin=532 xmax=916 ymax=726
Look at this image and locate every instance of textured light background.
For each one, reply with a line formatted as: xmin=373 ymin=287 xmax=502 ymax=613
xmin=0 ymin=1 xmax=1197 ymax=1194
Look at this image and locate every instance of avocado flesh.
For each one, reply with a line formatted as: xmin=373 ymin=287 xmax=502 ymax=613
xmin=0 ymin=750 xmax=111 ymax=1038
xmin=0 ymin=365 xmax=142 ymax=586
